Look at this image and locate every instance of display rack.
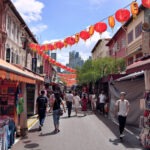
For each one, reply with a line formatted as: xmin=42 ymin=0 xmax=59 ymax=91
xmin=139 ymin=92 xmax=150 ymax=148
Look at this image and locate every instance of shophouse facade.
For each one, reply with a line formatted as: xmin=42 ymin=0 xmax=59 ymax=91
xmin=91 ymin=39 xmax=110 ymax=60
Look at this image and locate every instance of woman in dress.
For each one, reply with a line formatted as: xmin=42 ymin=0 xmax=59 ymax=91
xmin=73 ymin=92 xmax=81 ymax=116
xmin=50 ymin=92 xmax=66 ymax=133
xmin=81 ymin=94 xmax=88 ymax=116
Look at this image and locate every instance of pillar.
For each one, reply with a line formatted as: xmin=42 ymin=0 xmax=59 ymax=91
xmin=20 ymin=82 xmax=28 ymax=137
xmin=144 ymin=70 xmax=150 ymax=91
xmin=34 ymin=82 xmax=38 ymax=114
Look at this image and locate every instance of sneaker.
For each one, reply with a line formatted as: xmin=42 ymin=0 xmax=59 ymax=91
xmin=120 ymin=134 xmax=124 ymax=138
xmin=38 ymin=126 xmax=42 ymax=131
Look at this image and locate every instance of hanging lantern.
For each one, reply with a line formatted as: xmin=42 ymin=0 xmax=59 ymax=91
xmin=94 ymin=22 xmax=107 ymax=34
xmin=108 ymin=16 xmax=115 ymax=29
xmin=130 ymin=2 xmax=139 ymax=18
xmin=75 ymin=33 xmax=80 ymax=43
xmin=80 ymin=30 xmax=90 ymax=41
xmin=38 ymin=50 xmax=43 ymax=56
xmin=40 ymin=45 xmax=46 ymax=51
xmin=142 ymin=0 xmax=150 ymax=8
xmin=47 ymin=44 xmax=55 ymax=51
xmin=65 ymin=37 xmax=76 ymax=46
xmin=89 ymin=25 xmax=95 ymax=36
xmin=115 ymin=9 xmax=130 ymax=23
xmin=55 ymin=41 xmax=64 ymax=49
xmin=64 ymin=39 xmax=68 ymax=47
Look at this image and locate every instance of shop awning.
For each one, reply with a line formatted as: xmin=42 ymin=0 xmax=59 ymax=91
xmin=126 ymin=58 xmax=150 ymax=74
xmin=0 ymin=59 xmax=44 ymax=84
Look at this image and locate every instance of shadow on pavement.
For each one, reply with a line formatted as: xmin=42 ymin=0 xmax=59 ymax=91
xmin=28 ymin=128 xmax=40 ymax=133
xmin=39 ymin=131 xmax=58 ymax=136
xmin=23 ymin=140 xmax=31 ymax=144
xmin=95 ymin=112 xmax=143 ymax=149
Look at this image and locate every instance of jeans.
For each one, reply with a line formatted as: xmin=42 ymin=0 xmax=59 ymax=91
xmin=99 ymin=103 xmax=105 ymax=115
xmin=53 ymin=109 xmax=60 ymax=126
xmin=118 ymin=115 xmax=127 ymax=134
xmin=38 ymin=110 xmax=46 ymax=126
xmin=67 ymin=102 xmax=72 ymax=117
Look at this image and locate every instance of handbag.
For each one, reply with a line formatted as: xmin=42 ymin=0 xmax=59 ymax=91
xmin=58 ymin=109 xmax=63 ymax=116
xmin=55 ymin=98 xmax=63 ymax=116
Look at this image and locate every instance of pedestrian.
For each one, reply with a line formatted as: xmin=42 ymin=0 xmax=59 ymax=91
xmin=49 ymin=90 xmax=55 ymax=113
xmin=73 ymin=92 xmax=81 ymax=116
xmin=50 ymin=91 xmax=66 ymax=133
xmin=98 ymin=90 xmax=106 ymax=115
xmin=81 ymin=94 xmax=88 ymax=116
xmin=91 ymin=92 xmax=96 ymax=111
xmin=66 ymin=91 xmax=74 ymax=117
xmin=36 ymin=90 xmax=48 ymax=131
xmin=115 ymin=92 xmax=130 ymax=139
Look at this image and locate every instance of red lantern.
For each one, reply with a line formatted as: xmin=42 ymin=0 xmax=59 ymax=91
xmin=115 ymin=9 xmax=130 ymax=23
xmin=40 ymin=45 xmax=46 ymax=51
xmin=94 ymin=22 xmax=107 ymax=34
xmin=55 ymin=41 xmax=64 ymax=49
xmin=80 ymin=30 xmax=90 ymax=41
xmin=47 ymin=44 xmax=55 ymax=51
xmin=38 ymin=50 xmax=43 ymax=56
xmin=142 ymin=0 xmax=150 ymax=8
xmin=65 ymin=37 xmax=76 ymax=46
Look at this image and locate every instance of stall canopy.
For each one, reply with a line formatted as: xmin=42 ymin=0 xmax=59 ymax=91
xmin=126 ymin=58 xmax=150 ymax=74
xmin=0 ymin=59 xmax=44 ymax=84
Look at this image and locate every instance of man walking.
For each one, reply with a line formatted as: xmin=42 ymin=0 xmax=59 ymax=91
xmin=115 ymin=92 xmax=130 ymax=139
xmin=66 ymin=91 xmax=74 ymax=117
xmin=98 ymin=90 xmax=106 ymax=115
xmin=36 ymin=90 xmax=48 ymax=131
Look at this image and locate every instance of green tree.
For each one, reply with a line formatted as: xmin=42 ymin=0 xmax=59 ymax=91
xmin=77 ymin=57 xmax=125 ymax=84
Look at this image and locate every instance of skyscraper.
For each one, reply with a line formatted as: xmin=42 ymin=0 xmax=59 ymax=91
xmin=68 ymin=51 xmax=84 ymax=69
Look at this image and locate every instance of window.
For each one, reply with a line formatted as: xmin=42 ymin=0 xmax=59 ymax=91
xmin=135 ymin=22 xmax=142 ymax=38
xmin=121 ymin=37 xmax=126 ymax=48
xmin=6 ymin=48 xmax=11 ymax=63
xmin=16 ymin=26 xmax=19 ymax=40
xmin=128 ymin=57 xmax=133 ymax=65
xmin=128 ymin=30 xmax=133 ymax=44
xmin=7 ymin=16 xmax=11 ymax=31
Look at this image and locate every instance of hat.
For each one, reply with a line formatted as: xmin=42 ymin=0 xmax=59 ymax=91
xmin=120 ymin=92 xmax=126 ymax=96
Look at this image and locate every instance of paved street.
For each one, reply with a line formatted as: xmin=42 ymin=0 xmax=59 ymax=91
xmin=12 ymin=110 xmax=143 ymax=150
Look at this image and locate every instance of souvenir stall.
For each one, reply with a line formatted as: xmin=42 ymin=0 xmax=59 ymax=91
xmin=0 ymin=79 xmax=17 ymax=150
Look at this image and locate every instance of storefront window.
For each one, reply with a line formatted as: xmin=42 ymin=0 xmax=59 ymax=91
xmin=128 ymin=57 xmax=133 ymax=65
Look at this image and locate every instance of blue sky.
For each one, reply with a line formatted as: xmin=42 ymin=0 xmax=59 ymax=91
xmin=12 ymin=0 xmax=141 ymax=64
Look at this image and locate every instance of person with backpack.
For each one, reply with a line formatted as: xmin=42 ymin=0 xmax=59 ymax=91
xmin=36 ymin=90 xmax=48 ymax=131
xmin=50 ymin=91 xmax=66 ymax=133
xmin=115 ymin=92 xmax=130 ymax=139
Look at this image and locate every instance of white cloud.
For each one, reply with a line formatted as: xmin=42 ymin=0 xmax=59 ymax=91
xmin=12 ymin=0 xmax=44 ymax=23
xmin=31 ymin=24 xmax=48 ymax=35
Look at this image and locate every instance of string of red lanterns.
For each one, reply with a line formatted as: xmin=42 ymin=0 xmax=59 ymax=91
xmin=29 ymin=1 xmax=145 ymax=52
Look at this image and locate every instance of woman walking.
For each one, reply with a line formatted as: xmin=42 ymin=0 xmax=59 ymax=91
xmin=73 ymin=92 xmax=81 ymax=116
xmin=81 ymin=94 xmax=88 ymax=116
xmin=50 ymin=91 xmax=66 ymax=133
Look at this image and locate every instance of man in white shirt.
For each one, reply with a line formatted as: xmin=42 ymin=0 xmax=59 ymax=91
xmin=66 ymin=91 xmax=74 ymax=117
xmin=115 ymin=92 xmax=130 ymax=139
xmin=98 ymin=91 xmax=106 ymax=115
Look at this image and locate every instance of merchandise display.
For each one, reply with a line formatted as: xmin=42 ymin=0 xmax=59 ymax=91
xmin=139 ymin=92 xmax=150 ymax=149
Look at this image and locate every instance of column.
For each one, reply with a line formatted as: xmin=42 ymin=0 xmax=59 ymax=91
xmin=144 ymin=70 xmax=150 ymax=91
xmin=20 ymin=82 xmax=28 ymax=137
xmin=34 ymin=81 xmax=38 ymax=114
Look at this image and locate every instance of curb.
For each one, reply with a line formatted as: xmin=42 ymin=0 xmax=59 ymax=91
xmin=27 ymin=115 xmax=38 ymax=130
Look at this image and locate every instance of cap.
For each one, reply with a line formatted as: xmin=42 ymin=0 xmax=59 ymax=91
xmin=120 ymin=92 xmax=126 ymax=96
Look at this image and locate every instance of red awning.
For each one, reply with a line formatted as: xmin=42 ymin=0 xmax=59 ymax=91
xmin=126 ymin=58 xmax=150 ymax=74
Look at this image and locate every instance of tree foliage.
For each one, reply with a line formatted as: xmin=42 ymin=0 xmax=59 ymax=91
xmin=77 ymin=57 xmax=125 ymax=84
